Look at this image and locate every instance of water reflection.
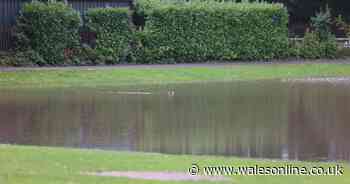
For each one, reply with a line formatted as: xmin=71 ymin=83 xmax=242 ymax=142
xmin=0 ymin=80 xmax=349 ymax=161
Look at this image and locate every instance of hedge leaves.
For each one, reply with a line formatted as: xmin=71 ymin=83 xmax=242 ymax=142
xmin=16 ymin=1 xmax=81 ymax=65
xmin=85 ymin=8 xmax=132 ymax=64
xmin=135 ymin=0 xmax=290 ymax=62
xmin=15 ymin=0 xmax=292 ymax=65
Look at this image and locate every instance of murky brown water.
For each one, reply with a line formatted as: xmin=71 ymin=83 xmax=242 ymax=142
xmin=0 ymin=79 xmax=350 ymax=161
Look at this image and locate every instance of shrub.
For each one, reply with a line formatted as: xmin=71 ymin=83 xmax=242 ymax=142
xmin=296 ymin=31 xmax=337 ymax=59
xmin=85 ymin=8 xmax=132 ymax=64
xmin=335 ymin=15 xmax=350 ymax=38
xmin=134 ymin=0 xmax=289 ymax=63
xmin=311 ymin=6 xmax=332 ymax=41
xmin=16 ymin=1 xmax=81 ymax=65
xmin=337 ymin=48 xmax=350 ymax=57
xmin=294 ymin=7 xmax=338 ymax=59
xmin=287 ymin=40 xmax=301 ymax=57
xmin=298 ymin=31 xmax=323 ymax=59
xmin=0 ymin=52 xmax=15 ymax=66
xmin=321 ymin=35 xmax=338 ymax=58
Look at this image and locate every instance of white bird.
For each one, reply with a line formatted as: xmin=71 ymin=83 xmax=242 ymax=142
xmin=167 ymin=90 xmax=175 ymax=97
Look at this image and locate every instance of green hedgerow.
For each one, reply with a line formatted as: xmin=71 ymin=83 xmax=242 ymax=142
xmin=16 ymin=1 xmax=81 ymax=65
xmin=134 ymin=0 xmax=289 ymax=63
xmin=85 ymin=8 xmax=132 ymax=64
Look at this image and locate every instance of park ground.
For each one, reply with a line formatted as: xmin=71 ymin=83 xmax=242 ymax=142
xmin=1 ymin=61 xmax=350 ymax=89
xmin=0 ymin=145 xmax=349 ymax=184
xmin=1 ymin=62 xmax=350 ymax=183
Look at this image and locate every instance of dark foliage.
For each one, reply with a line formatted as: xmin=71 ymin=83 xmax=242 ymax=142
xmin=15 ymin=1 xmax=81 ymax=65
xmin=134 ymin=0 xmax=289 ymax=63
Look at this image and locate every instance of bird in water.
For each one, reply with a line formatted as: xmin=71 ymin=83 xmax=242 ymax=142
xmin=167 ymin=90 xmax=175 ymax=97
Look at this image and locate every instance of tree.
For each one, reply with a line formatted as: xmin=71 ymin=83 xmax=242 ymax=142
xmin=268 ymin=0 xmax=350 ymax=22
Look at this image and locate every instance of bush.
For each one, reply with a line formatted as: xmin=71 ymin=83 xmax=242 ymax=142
xmin=292 ymin=7 xmax=338 ymax=59
xmin=295 ymin=31 xmax=338 ymax=59
xmin=337 ymin=48 xmax=350 ymax=57
xmin=321 ymin=35 xmax=338 ymax=58
xmin=335 ymin=15 xmax=350 ymax=38
xmin=134 ymin=0 xmax=289 ymax=63
xmin=16 ymin=1 xmax=81 ymax=65
xmin=0 ymin=52 xmax=15 ymax=66
xmin=298 ymin=31 xmax=323 ymax=59
xmin=311 ymin=6 xmax=332 ymax=41
xmin=85 ymin=8 xmax=132 ymax=64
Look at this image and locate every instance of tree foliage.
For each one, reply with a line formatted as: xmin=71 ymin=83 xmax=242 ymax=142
xmin=268 ymin=0 xmax=350 ymax=21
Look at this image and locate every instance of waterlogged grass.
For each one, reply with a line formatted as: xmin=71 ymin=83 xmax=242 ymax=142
xmin=0 ymin=63 xmax=350 ymax=89
xmin=1 ymin=64 xmax=350 ymax=184
xmin=0 ymin=145 xmax=349 ymax=184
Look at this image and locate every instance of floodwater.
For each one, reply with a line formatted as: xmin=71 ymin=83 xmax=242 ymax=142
xmin=0 ymin=79 xmax=350 ymax=161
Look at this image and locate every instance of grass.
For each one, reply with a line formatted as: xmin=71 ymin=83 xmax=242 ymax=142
xmin=1 ymin=64 xmax=350 ymax=183
xmin=0 ymin=145 xmax=349 ymax=184
xmin=1 ymin=63 xmax=350 ymax=89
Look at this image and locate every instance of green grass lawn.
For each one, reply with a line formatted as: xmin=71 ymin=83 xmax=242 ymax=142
xmin=0 ymin=145 xmax=349 ymax=184
xmin=1 ymin=63 xmax=350 ymax=89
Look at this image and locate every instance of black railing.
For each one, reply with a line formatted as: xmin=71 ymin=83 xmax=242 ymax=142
xmin=0 ymin=0 xmax=132 ymax=51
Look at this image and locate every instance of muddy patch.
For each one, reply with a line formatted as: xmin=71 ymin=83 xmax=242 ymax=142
xmin=85 ymin=171 xmax=229 ymax=182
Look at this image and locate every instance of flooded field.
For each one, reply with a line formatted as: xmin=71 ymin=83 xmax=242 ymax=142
xmin=0 ymin=79 xmax=349 ymax=161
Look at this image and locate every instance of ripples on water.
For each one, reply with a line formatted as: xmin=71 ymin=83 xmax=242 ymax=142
xmin=0 ymin=79 xmax=350 ymax=161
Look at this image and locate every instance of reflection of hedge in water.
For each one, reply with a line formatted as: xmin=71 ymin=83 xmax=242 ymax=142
xmin=0 ymin=83 xmax=290 ymax=158
xmin=287 ymin=82 xmax=350 ymax=161
xmin=2 ymin=81 xmax=350 ymax=160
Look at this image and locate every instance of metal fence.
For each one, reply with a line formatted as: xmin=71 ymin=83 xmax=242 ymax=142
xmin=0 ymin=0 xmax=26 ymax=50
xmin=70 ymin=0 xmax=131 ymax=14
xmin=0 ymin=0 xmax=132 ymax=51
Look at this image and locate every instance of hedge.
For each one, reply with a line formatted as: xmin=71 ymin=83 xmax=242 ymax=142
xmin=85 ymin=8 xmax=132 ymax=64
xmin=12 ymin=1 xmax=295 ymax=65
xmin=16 ymin=1 xmax=81 ymax=65
xmin=135 ymin=0 xmax=290 ymax=62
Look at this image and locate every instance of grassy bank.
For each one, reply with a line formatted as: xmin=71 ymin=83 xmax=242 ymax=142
xmin=1 ymin=63 xmax=350 ymax=89
xmin=0 ymin=145 xmax=349 ymax=184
